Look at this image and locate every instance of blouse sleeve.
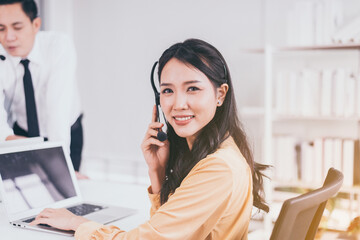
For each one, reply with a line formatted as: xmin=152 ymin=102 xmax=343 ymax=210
xmin=74 ymin=157 xmax=251 ymax=240
xmin=147 ymin=186 xmax=161 ymax=217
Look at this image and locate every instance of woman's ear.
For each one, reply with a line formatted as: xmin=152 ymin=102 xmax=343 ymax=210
xmin=216 ymin=84 xmax=229 ymax=106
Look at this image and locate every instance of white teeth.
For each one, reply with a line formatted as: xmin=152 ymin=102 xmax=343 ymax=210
xmin=175 ymin=116 xmax=193 ymax=121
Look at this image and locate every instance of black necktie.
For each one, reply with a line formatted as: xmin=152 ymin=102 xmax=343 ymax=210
xmin=20 ymin=59 xmax=40 ymax=137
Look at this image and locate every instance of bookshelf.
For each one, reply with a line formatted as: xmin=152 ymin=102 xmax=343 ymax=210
xmin=241 ymin=43 xmax=360 ymax=233
xmin=241 ymin=1 xmax=360 ymax=237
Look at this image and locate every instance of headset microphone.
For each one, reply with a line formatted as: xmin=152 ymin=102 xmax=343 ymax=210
xmin=0 ymin=55 xmax=5 ymax=61
xmin=151 ymin=61 xmax=167 ymax=142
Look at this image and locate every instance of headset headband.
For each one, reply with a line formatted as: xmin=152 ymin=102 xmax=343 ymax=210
xmin=150 ymin=61 xmax=160 ymax=106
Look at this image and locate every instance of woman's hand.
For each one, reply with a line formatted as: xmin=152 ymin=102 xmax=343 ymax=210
xmin=29 ymin=208 xmax=89 ymax=231
xmin=141 ymin=105 xmax=170 ymax=193
xmin=5 ymin=135 xmax=27 ymax=140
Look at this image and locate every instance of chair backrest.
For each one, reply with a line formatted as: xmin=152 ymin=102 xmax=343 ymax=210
xmin=269 ymin=168 xmax=343 ymax=240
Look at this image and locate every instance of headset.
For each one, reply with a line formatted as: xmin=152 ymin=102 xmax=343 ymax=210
xmin=150 ymin=61 xmax=167 ymax=142
xmin=0 ymin=55 xmax=5 ymax=61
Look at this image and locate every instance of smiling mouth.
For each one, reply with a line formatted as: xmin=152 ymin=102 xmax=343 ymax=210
xmin=174 ymin=116 xmax=194 ymax=121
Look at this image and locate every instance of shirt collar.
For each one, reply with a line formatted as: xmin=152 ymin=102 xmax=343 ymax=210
xmin=26 ymin=33 xmax=42 ymax=65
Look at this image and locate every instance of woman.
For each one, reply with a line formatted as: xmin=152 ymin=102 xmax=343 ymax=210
xmin=31 ymin=39 xmax=269 ymax=239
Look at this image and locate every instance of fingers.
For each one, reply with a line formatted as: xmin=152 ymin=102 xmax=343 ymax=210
xmin=29 ymin=210 xmax=52 ymax=226
xmin=141 ymin=106 xmax=168 ymax=152
xmin=142 ymin=136 xmax=165 ymax=148
xmin=29 ymin=208 xmax=64 ymax=226
xmin=145 ymin=128 xmax=159 ymax=141
xmin=149 ymin=122 xmax=164 ymax=130
xmin=152 ymin=105 xmax=157 ymax=123
xmin=29 ymin=217 xmax=48 ymax=226
xmin=35 ymin=208 xmax=55 ymax=218
xmin=143 ymin=122 xmax=164 ymax=140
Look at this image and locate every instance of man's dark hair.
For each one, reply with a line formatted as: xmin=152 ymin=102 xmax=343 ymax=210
xmin=0 ymin=0 xmax=38 ymax=21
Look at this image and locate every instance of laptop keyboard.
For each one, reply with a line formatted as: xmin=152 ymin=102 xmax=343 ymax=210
xmin=67 ymin=203 xmax=105 ymax=216
xmin=23 ymin=203 xmax=106 ymax=225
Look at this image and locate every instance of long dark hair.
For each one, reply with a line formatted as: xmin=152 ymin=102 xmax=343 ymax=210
xmin=157 ymin=38 xmax=269 ymax=212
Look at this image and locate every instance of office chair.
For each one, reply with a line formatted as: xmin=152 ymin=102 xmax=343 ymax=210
xmin=269 ymin=168 xmax=343 ymax=240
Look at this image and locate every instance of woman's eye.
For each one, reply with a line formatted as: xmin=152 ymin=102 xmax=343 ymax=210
xmin=161 ymin=88 xmax=173 ymax=94
xmin=188 ymin=86 xmax=199 ymax=92
xmin=14 ymin=27 xmax=22 ymax=31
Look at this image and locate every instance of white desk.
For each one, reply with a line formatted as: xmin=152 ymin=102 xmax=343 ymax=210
xmin=1 ymin=180 xmax=343 ymax=240
xmin=1 ymin=179 xmax=150 ymax=240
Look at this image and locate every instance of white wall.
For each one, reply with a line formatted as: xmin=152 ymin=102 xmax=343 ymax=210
xmin=41 ymin=0 xmax=74 ymax=37
xmin=40 ymin=0 xmax=360 ymax=179
xmin=66 ymin=0 xmax=265 ymax=164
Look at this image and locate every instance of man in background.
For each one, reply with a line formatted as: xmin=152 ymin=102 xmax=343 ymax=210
xmin=0 ymin=0 xmax=84 ymax=172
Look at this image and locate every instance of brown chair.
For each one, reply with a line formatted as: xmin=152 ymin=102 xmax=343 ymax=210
xmin=269 ymin=168 xmax=344 ymax=240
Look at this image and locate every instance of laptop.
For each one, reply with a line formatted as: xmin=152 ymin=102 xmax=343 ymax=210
xmin=0 ymin=142 xmax=136 ymax=236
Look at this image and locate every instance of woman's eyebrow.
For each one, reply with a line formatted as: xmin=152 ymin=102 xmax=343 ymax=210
xmin=184 ymin=80 xmax=201 ymax=85
xmin=160 ymin=80 xmax=201 ymax=87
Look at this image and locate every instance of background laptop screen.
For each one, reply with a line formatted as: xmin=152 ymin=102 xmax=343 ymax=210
xmin=0 ymin=146 xmax=76 ymax=215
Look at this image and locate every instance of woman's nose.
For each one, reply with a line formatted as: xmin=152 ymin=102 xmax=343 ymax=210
xmin=173 ymin=92 xmax=188 ymax=110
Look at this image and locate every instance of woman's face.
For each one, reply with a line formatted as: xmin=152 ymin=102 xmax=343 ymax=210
xmin=160 ymin=58 xmax=227 ymax=149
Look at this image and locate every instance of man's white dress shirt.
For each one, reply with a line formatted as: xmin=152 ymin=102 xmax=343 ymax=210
xmin=0 ymin=31 xmax=81 ymax=148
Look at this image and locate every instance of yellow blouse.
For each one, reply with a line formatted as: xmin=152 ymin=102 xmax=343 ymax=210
xmin=75 ymin=137 xmax=253 ymax=240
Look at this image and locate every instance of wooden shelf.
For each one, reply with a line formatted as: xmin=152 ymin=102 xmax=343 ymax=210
xmin=278 ymin=43 xmax=360 ymax=51
xmin=241 ymin=43 xmax=360 ymax=53
xmin=273 ymin=180 xmax=360 ymax=195
xmin=272 ymin=115 xmax=360 ymax=122
xmin=240 ymin=108 xmax=360 ymax=122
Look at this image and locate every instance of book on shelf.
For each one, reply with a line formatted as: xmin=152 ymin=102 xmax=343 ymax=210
xmin=314 ymin=1 xmax=324 ymax=45
xmin=286 ymin=0 xmax=343 ymax=46
xmin=301 ymin=69 xmax=320 ymax=116
xmin=288 ymin=72 xmax=298 ymax=116
xmin=333 ymin=139 xmax=342 ymax=174
xmin=273 ymin=136 xmax=359 ymax=187
xmin=321 ymin=69 xmax=333 ymax=117
xmin=344 ymin=73 xmax=356 ymax=117
xmin=343 ymin=139 xmax=354 ymax=187
xmin=333 ymin=69 xmax=346 ymax=117
xmin=332 ymin=15 xmax=360 ymax=44
xmin=313 ymin=138 xmax=324 ymax=183
xmin=275 ymin=71 xmax=287 ymax=115
xmin=273 ymin=136 xmax=298 ymax=182
xmin=274 ymin=68 xmax=359 ymax=119
xmin=300 ymin=141 xmax=314 ymax=183
xmin=323 ymin=138 xmax=334 ymax=183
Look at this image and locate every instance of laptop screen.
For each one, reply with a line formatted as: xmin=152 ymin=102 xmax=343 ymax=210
xmin=0 ymin=146 xmax=76 ymax=215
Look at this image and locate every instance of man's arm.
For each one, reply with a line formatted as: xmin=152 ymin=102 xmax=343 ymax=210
xmin=45 ymin=34 xmax=78 ymax=150
xmin=0 ymin=70 xmax=15 ymax=140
